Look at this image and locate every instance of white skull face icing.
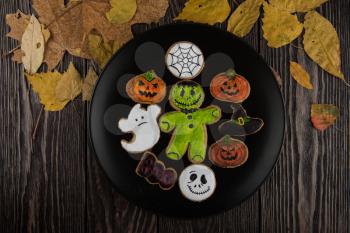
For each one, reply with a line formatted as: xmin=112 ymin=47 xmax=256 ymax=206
xmin=118 ymin=104 xmax=161 ymax=153
xmin=166 ymin=41 xmax=204 ymax=79
xmin=179 ymin=164 xmax=216 ymax=202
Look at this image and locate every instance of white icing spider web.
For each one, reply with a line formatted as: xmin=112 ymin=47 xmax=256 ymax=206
xmin=167 ymin=44 xmax=203 ymax=78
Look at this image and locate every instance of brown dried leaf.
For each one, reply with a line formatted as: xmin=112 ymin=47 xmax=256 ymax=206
xmin=6 ymin=10 xmax=30 ymax=41
xmin=82 ymin=67 xmax=99 ymax=101
xmin=290 ymin=61 xmax=313 ymax=90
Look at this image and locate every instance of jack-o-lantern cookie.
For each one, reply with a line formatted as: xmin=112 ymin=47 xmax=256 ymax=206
xmin=179 ymin=164 xmax=216 ymax=202
xmin=136 ymin=152 xmax=178 ymax=190
xmin=209 ymin=135 xmax=249 ymax=168
xmin=210 ymin=68 xmax=251 ymax=103
xmin=126 ymin=71 xmax=166 ymax=104
xmin=166 ymin=41 xmax=204 ymax=79
xmin=159 ymin=80 xmax=221 ymax=163
xmin=118 ymin=104 xmax=161 ymax=153
xmin=219 ymin=104 xmax=264 ymax=136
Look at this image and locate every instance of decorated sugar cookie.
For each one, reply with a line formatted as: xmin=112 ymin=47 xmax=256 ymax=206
xmin=179 ymin=164 xmax=216 ymax=202
xmin=118 ymin=104 xmax=161 ymax=153
xmin=126 ymin=71 xmax=166 ymax=104
xmin=159 ymin=81 xmax=221 ymax=163
xmin=210 ymin=68 xmax=251 ymax=103
xmin=209 ymin=135 xmax=249 ymax=168
xmin=136 ymin=152 xmax=178 ymax=190
xmin=166 ymin=41 xmax=204 ymax=79
xmin=219 ymin=104 xmax=264 ymax=136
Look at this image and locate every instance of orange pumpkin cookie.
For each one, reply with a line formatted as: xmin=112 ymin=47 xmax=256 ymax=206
xmin=126 ymin=71 xmax=166 ymax=104
xmin=210 ymin=68 xmax=251 ymax=103
xmin=209 ymin=135 xmax=249 ymax=168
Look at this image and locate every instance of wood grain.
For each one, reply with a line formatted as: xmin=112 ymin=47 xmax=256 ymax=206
xmin=0 ymin=0 xmax=349 ymax=233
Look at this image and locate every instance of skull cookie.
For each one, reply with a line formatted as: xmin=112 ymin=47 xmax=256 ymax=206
xmin=179 ymin=164 xmax=216 ymax=202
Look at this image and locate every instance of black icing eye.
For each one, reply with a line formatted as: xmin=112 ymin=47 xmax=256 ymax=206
xmin=190 ymin=89 xmax=195 ymax=96
xmin=223 ymin=82 xmax=228 ymax=85
xmin=152 ymin=83 xmax=158 ymax=88
xmin=138 ymin=80 xmax=144 ymax=86
xmin=200 ymin=175 xmax=207 ymax=184
xmin=180 ymin=88 xmax=185 ymax=97
xmin=189 ymin=173 xmax=197 ymax=181
xmin=234 ymin=83 xmax=237 ymax=88
xmin=135 ymin=118 xmax=138 ymax=121
xmin=141 ymin=116 xmax=144 ymax=119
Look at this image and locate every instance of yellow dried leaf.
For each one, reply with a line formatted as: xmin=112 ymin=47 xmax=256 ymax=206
xmin=176 ymin=0 xmax=231 ymax=25
xmin=262 ymin=2 xmax=303 ymax=48
xmin=21 ymin=15 xmax=45 ymax=74
xmin=303 ymin=11 xmax=344 ymax=80
xmin=290 ymin=61 xmax=313 ymax=90
xmin=88 ymin=34 xmax=120 ymax=68
xmin=269 ymin=0 xmax=328 ymax=13
xmin=106 ymin=0 xmax=137 ymax=24
xmin=26 ymin=71 xmax=69 ymax=111
xmin=55 ymin=63 xmax=82 ymax=102
xmin=227 ymin=0 xmax=263 ymax=37
xmin=82 ymin=67 xmax=99 ymax=101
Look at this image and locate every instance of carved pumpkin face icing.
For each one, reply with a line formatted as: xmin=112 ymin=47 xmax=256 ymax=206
xmin=210 ymin=68 xmax=251 ymax=103
xmin=126 ymin=71 xmax=166 ymax=104
xmin=209 ymin=135 xmax=249 ymax=168
xmin=169 ymin=80 xmax=205 ymax=111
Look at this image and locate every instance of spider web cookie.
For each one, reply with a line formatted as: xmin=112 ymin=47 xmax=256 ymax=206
xmin=166 ymin=41 xmax=204 ymax=79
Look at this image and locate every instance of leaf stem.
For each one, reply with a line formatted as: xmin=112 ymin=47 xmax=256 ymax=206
xmin=2 ymin=45 xmax=21 ymax=58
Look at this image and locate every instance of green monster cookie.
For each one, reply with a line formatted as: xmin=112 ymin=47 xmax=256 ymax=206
xmin=159 ymin=81 xmax=221 ymax=163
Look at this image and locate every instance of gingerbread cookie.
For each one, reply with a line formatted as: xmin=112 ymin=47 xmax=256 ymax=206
xmin=165 ymin=41 xmax=204 ymax=79
xmin=159 ymin=80 xmax=221 ymax=163
xmin=126 ymin=71 xmax=166 ymax=104
xmin=209 ymin=135 xmax=249 ymax=168
xmin=178 ymin=164 xmax=216 ymax=202
xmin=136 ymin=152 xmax=178 ymax=190
xmin=219 ymin=104 xmax=264 ymax=136
xmin=210 ymin=68 xmax=251 ymax=103
xmin=118 ymin=104 xmax=161 ymax=153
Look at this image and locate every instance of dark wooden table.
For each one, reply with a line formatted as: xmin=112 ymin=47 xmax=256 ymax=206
xmin=1 ymin=0 xmax=349 ymax=232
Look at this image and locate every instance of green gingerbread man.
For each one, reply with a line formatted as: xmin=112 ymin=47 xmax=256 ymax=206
xmin=159 ymin=80 xmax=221 ymax=163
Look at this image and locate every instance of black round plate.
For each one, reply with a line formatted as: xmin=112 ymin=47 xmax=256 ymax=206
xmin=90 ymin=23 xmax=285 ymax=217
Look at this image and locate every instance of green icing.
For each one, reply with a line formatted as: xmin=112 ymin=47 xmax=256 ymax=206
xmin=160 ymin=81 xmax=221 ymax=163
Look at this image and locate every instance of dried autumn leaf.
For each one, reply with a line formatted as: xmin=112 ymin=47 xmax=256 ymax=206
xmin=106 ymin=0 xmax=137 ymax=24
xmin=21 ymin=15 xmax=45 ymax=74
xmin=269 ymin=0 xmax=328 ymax=13
xmin=26 ymin=63 xmax=82 ymax=111
xmin=26 ymin=71 xmax=69 ymax=111
xmin=55 ymin=63 xmax=82 ymax=101
xmin=88 ymin=34 xmax=120 ymax=68
xmin=290 ymin=61 xmax=313 ymax=90
xmin=176 ymin=0 xmax=231 ymax=25
xmin=82 ymin=67 xmax=99 ymax=101
xmin=311 ymin=104 xmax=339 ymax=131
xmin=227 ymin=0 xmax=263 ymax=37
xmin=31 ymin=0 xmax=168 ymax=70
xmin=262 ymin=2 xmax=303 ymax=48
xmin=303 ymin=11 xmax=344 ymax=80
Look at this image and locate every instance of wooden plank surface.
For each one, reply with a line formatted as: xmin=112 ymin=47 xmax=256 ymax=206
xmin=0 ymin=0 xmax=349 ymax=233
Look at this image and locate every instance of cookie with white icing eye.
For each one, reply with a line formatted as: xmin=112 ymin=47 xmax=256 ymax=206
xmin=166 ymin=41 xmax=204 ymax=79
xmin=179 ymin=164 xmax=216 ymax=202
xmin=118 ymin=104 xmax=161 ymax=153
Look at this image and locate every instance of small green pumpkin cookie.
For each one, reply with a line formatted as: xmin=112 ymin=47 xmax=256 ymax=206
xmin=159 ymin=80 xmax=221 ymax=163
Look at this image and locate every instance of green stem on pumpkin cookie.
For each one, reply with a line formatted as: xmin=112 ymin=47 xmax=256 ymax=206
xmin=223 ymin=135 xmax=231 ymax=145
xmin=225 ymin=68 xmax=238 ymax=79
xmin=145 ymin=70 xmax=155 ymax=82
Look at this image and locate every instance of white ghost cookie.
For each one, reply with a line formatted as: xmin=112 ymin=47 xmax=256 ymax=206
xmin=118 ymin=104 xmax=161 ymax=153
xmin=166 ymin=41 xmax=204 ymax=79
xmin=179 ymin=164 xmax=216 ymax=202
